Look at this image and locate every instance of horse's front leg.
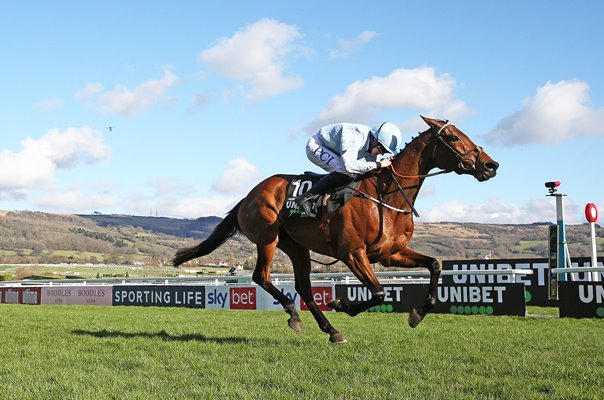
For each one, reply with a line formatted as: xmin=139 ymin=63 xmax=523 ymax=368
xmin=328 ymin=248 xmax=386 ymax=316
xmin=380 ymin=247 xmax=441 ymax=328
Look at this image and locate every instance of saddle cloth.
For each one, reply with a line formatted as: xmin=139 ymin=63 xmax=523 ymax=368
xmin=285 ymin=172 xmax=358 ymax=218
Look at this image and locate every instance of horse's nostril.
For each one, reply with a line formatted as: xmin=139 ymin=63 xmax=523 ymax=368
xmin=486 ymin=161 xmax=499 ymax=171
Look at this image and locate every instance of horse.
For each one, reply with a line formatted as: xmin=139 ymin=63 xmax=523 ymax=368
xmin=173 ymin=116 xmax=499 ymax=343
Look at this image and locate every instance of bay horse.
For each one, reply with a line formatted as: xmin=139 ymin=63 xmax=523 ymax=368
xmin=173 ymin=116 xmax=499 ymax=343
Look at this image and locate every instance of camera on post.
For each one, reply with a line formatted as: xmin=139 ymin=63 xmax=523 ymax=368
xmin=545 ymin=181 xmax=560 ymax=195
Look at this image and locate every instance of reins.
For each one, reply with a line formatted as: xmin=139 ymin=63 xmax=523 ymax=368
xmin=388 ymin=165 xmax=449 ymax=179
xmin=355 ymin=121 xmax=475 ymax=216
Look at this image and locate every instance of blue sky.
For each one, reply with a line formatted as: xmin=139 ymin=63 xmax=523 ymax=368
xmin=1 ymin=1 xmax=603 ymax=224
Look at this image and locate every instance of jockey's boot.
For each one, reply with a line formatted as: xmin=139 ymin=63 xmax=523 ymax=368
xmin=295 ymin=172 xmax=353 ymax=217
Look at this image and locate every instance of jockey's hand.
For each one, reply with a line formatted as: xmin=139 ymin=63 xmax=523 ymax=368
xmin=377 ymin=157 xmax=393 ymax=169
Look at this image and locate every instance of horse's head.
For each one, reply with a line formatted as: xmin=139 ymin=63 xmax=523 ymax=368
xmin=420 ymin=116 xmax=499 ymax=182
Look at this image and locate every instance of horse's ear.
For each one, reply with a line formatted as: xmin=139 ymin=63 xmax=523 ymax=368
xmin=420 ymin=115 xmax=438 ymax=128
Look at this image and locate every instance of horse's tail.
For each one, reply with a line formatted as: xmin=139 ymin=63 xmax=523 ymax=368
xmin=172 ymin=200 xmax=243 ymax=266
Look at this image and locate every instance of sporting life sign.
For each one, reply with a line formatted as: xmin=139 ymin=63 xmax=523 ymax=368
xmin=113 ymin=285 xmax=205 ymax=308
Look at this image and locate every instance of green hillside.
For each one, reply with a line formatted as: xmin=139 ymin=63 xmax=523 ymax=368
xmin=0 ymin=211 xmax=602 ymax=280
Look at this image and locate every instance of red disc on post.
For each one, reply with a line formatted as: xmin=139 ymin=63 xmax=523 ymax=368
xmin=585 ymin=203 xmax=598 ymax=223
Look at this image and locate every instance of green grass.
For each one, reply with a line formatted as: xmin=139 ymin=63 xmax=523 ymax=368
xmin=0 ymin=305 xmax=602 ymax=399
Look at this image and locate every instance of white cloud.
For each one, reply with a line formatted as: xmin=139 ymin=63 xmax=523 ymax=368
xmin=200 ymin=18 xmax=304 ymax=100
xmin=156 ymin=194 xmax=242 ymax=218
xmin=420 ymin=198 xmax=563 ymax=224
xmin=32 ymin=185 xmax=118 ymax=213
xmin=211 ymin=158 xmax=261 ymax=194
xmin=146 ymin=176 xmax=194 ymax=197
xmin=306 ymin=67 xmax=468 ymax=133
xmin=330 ymin=30 xmax=379 ymax=58
xmin=34 ymin=97 xmax=64 ymax=111
xmin=0 ymin=126 xmax=111 ymax=191
xmin=487 ymin=80 xmax=604 ymax=146
xmin=75 ymin=83 xmax=102 ymax=101
xmin=76 ymin=71 xmax=179 ymax=117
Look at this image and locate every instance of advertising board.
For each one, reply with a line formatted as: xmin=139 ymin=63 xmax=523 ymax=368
xmin=112 ymin=285 xmax=205 ymax=308
xmin=558 ymin=282 xmax=604 ymax=318
xmin=335 ymin=282 xmax=526 ymax=316
xmin=0 ymin=287 xmax=41 ymax=304
xmin=442 ymin=257 xmax=604 ymax=306
xmin=300 ymin=286 xmax=334 ymax=311
xmin=42 ymin=286 xmax=112 ymax=305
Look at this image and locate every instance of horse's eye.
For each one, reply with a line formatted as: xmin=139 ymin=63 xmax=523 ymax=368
xmin=450 ymin=136 xmax=460 ymax=142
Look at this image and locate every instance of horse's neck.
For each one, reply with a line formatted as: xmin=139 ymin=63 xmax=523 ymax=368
xmin=387 ymin=131 xmax=435 ymax=203
xmin=397 ymin=132 xmax=433 ymax=176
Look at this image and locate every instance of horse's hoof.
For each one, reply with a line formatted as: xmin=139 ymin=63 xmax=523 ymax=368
xmin=327 ymin=298 xmax=342 ymax=310
xmin=288 ymin=317 xmax=302 ymax=334
xmin=408 ymin=309 xmax=424 ymax=328
xmin=329 ymin=332 xmax=348 ymax=344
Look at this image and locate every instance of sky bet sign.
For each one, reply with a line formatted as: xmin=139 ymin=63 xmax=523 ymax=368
xmin=205 ymin=285 xmax=335 ymax=311
xmin=206 ymin=286 xmax=259 ymax=310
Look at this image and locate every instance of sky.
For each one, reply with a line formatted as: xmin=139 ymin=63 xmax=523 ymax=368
xmin=1 ymin=1 xmax=604 ymax=224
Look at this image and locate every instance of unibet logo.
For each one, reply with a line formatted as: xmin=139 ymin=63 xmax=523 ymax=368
xmin=368 ymin=304 xmax=394 ymax=313
xmin=450 ymin=305 xmax=494 ymax=315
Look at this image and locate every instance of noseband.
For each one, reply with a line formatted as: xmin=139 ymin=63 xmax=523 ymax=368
xmin=434 ymin=122 xmax=483 ymax=172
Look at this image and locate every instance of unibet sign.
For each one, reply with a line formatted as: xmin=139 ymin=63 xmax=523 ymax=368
xmin=335 ymin=283 xmax=525 ymax=316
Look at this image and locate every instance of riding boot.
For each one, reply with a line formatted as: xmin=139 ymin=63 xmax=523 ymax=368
xmin=295 ymin=172 xmax=354 ymax=217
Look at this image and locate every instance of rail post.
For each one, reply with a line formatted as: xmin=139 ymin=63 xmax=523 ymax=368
xmin=546 ymin=181 xmax=571 ymax=282
xmin=585 ymin=203 xmax=600 ymax=282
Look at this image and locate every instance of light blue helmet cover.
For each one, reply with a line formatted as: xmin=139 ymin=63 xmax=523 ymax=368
xmin=370 ymin=122 xmax=401 ymax=155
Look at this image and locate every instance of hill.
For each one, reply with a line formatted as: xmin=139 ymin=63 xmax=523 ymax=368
xmin=0 ymin=211 xmax=602 ymax=276
xmin=77 ymin=213 xmax=221 ymax=239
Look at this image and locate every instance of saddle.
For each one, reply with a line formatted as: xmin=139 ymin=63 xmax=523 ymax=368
xmin=285 ymin=172 xmax=359 ymax=219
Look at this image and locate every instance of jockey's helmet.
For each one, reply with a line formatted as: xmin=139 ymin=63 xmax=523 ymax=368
xmin=370 ymin=122 xmax=401 ymax=155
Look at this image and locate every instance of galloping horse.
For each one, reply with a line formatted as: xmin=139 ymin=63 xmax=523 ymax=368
xmin=173 ymin=116 xmax=499 ymax=343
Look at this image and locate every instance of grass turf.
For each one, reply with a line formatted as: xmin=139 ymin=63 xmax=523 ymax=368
xmin=0 ymin=305 xmax=602 ymax=399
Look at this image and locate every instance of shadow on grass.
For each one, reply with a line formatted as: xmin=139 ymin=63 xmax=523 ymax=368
xmin=72 ymin=329 xmax=277 ymax=345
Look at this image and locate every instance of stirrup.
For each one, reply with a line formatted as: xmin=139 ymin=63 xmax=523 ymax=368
xmin=295 ymin=194 xmax=318 ymax=217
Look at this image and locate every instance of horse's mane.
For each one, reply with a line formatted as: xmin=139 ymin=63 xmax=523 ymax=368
xmin=394 ymin=127 xmax=433 ymax=161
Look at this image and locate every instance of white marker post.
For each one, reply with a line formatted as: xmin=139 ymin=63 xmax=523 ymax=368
xmin=585 ymin=203 xmax=600 ymax=282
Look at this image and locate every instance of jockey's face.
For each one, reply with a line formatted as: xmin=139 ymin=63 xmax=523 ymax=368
xmin=370 ymin=137 xmax=387 ymax=156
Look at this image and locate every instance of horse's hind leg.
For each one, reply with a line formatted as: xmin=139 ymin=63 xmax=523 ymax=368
xmin=252 ymin=240 xmax=302 ymax=333
xmin=277 ymin=234 xmax=346 ymax=344
xmin=238 ymin=188 xmax=302 ymax=333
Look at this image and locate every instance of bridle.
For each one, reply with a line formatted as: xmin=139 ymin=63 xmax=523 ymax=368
xmin=389 ymin=121 xmax=483 ymax=180
xmin=378 ymin=121 xmax=484 ymax=217
xmin=433 ymin=122 xmax=483 ymax=173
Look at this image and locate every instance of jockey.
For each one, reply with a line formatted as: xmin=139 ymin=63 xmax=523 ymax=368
xmin=295 ymin=122 xmax=402 ymax=217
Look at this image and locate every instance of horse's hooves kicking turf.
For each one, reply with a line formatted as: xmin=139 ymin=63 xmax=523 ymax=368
xmin=288 ymin=317 xmax=302 ymax=333
xmin=327 ymin=298 xmax=342 ymax=311
xmin=329 ymin=332 xmax=348 ymax=344
xmin=408 ymin=308 xmax=425 ymax=328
